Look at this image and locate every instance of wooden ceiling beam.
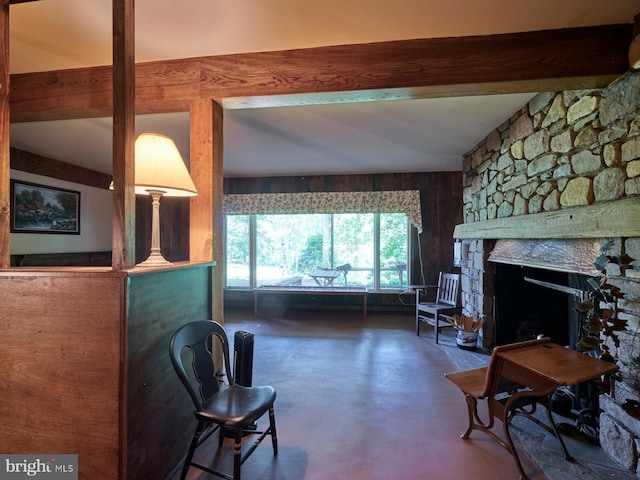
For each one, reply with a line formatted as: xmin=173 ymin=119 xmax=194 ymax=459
xmin=9 ymin=24 xmax=632 ymax=123
xmin=10 ymin=147 xmax=112 ymax=189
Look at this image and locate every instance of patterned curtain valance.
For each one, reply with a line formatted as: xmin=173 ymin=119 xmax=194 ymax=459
xmin=223 ymin=190 xmax=423 ymax=232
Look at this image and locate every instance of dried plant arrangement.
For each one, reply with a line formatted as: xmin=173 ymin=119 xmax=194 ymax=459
xmin=452 ymin=313 xmax=485 ymax=332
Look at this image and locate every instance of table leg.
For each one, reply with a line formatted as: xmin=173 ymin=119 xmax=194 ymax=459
xmin=363 ymin=293 xmax=367 ymax=319
xmin=254 ymin=290 xmax=258 ymax=317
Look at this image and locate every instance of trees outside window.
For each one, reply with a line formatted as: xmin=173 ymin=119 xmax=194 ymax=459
xmin=225 ymin=212 xmax=409 ymax=290
xmin=379 ymin=213 xmax=408 ymax=288
xmin=225 ymin=215 xmax=250 ymax=287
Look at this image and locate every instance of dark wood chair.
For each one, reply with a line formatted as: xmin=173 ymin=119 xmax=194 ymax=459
xmin=169 ymin=320 xmax=278 ymax=480
xmin=415 ymin=272 xmax=461 ymax=343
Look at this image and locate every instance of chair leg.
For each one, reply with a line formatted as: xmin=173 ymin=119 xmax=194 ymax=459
xmin=269 ymin=406 xmax=278 ymax=456
xmin=503 ymin=412 xmax=529 ymax=480
xmin=543 ymin=400 xmax=573 ymax=461
xmin=461 ymin=395 xmax=477 ymax=439
xmin=415 ymin=290 xmax=420 ymax=336
xmin=219 ymin=425 xmax=225 ymax=446
xmin=181 ymin=420 xmax=206 ymax=480
xmin=435 ymin=313 xmax=439 ymax=344
xmin=234 ymin=427 xmax=243 ymax=480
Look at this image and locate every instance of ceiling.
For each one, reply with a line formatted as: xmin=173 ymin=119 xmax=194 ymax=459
xmin=7 ymin=0 xmax=640 ymax=178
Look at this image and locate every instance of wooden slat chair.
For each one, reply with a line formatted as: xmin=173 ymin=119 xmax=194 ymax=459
xmin=444 ymin=338 xmax=572 ymax=480
xmin=415 ymin=272 xmax=460 ymax=343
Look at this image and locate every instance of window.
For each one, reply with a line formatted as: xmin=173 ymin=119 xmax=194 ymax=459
xmin=379 ymin=213 xmax=408 ymax=288
xmin=225 ymin=212 xmax=410 ymax=291
xmin=225 ymin=215 xmax=250 ymax=287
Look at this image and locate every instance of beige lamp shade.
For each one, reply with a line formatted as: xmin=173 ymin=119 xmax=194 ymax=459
xmin=109 ymin=132 xmax=198 ymax=267
xmin=133 ymin=133 xmax=198 ymax=197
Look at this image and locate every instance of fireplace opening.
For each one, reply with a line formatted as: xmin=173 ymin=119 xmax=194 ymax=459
xmin=495 ymin=264 xmax=576 ymax=346
xmin=494 ymin=263 xmax=597 ymax=413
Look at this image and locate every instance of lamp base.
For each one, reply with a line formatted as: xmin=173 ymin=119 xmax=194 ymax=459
xmin=137 ymin=251 xmax=172 ymax=267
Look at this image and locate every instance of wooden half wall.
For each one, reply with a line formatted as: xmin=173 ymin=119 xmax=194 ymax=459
xmin=0 ymin=262 xmax=213 ymax=480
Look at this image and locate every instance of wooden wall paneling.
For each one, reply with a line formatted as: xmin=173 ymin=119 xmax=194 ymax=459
xmin=0 ymin=271 xmax=126 ymax=479
xmin=112 ymin=0 xmax=136 ymax=270
xmin=416 ymin=187 xmax=434 ymax=284
xmin=133 ymin=196 xmax=190 ymax=264
xmin=125 ymin=265 xmax=213 ymax=479
xmin=224 ymin=172 xmax=459 ymax=194
xmin=163 ymin=198 xmax=190 ymax=262
xmin=415 ymin=172 xmax=463 ymax=283
xmin=0 ymin=0 xmax=9 ymax=268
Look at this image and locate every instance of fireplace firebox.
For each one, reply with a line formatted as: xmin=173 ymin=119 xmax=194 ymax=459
xmin=496 ymin=264 xmax=579 ymax=345
xmin=494 ymin=263 xmax=598 ymax=414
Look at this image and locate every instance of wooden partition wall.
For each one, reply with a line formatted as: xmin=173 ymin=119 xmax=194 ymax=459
xmin=0 ymin=263 xmax=213 ymax=480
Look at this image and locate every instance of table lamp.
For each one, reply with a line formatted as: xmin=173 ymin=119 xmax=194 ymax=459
xmin=112 ymin=133 xmax=198 ymax=267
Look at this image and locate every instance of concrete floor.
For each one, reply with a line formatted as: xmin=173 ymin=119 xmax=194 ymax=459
xmin=171 ymin=309 xmax=634 ymax=480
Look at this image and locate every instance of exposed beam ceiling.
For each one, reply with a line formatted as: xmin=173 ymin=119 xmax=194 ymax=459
xmin=10 ymin=25 xmax=631 ymax=123
xmin=7 ymin=1 xmax=640 ymax=177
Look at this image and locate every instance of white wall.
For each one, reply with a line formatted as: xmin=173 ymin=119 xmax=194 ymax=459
xmin=9 ymin=170 xmax=112 ymax=255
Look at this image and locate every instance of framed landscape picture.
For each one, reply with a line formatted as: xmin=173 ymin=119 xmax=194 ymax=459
xmin=11 ymin=180 xmax=81 ymax=234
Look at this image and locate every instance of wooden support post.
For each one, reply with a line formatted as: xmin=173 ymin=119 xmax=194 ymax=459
xmin=112 ymin=0 xmax=136 ymax=270
xmin=0 ymin=0 xmax=9 ymax=268
xmin=630 ymin=13 xmax=640 ymax=70
xmin=190 ymin=99 xmax=223 ymax=320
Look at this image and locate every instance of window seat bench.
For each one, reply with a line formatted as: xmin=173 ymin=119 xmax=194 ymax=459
xmin=253 ymin=285 xmax=368 ymax=319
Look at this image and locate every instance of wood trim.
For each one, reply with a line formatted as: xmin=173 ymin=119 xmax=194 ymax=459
xmin=10 ymin=24 xmax=632 ymax=123
xmin=189 ymin=99 xmax=223 ymax=319
xmin=453 ymin=197 xmax=640 ymax=239
xmin=224 ymin=171 xmax=456 ymax=194
xmin=212 ymin=101 xmax=224 ymax=320
xmin=630 ymin=13 xmax=640 ymax=69
xmin=111 ymin=0 xmax=136 ymax=270
xmin=0 ymin=0 xmax=8 ymax=269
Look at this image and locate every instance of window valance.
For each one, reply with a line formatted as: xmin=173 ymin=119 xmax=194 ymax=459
xmin=223 ymin=190 xmax=423 ymax=232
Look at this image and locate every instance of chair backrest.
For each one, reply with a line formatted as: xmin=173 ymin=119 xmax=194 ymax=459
xmin=480 ymin=337 xmax=551 ymax=398
xmin=169 ymin=320 xmax=234 ymax=410
xmin=435 ymin=272 xmax=460 ymax=307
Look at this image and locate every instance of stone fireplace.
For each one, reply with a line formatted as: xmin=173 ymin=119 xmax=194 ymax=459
xmin=454 ymin=72 xmax=640 ymax=472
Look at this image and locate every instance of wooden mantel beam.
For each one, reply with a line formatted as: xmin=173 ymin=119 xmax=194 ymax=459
xmin=9 ymin=24 xmax=632 ymax=123
xmin=453 ymin=197 xmax=640 ymax=240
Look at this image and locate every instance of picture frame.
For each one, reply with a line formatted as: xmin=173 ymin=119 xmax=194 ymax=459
xmin=10 ymin=179 xmax=81 ymax=234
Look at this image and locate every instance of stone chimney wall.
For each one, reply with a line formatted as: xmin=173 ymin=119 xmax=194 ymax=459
xmin=459 ymin=71 xmax=640 ymax=473
xmin=463 ymin=73 xmax=640 ymax=223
